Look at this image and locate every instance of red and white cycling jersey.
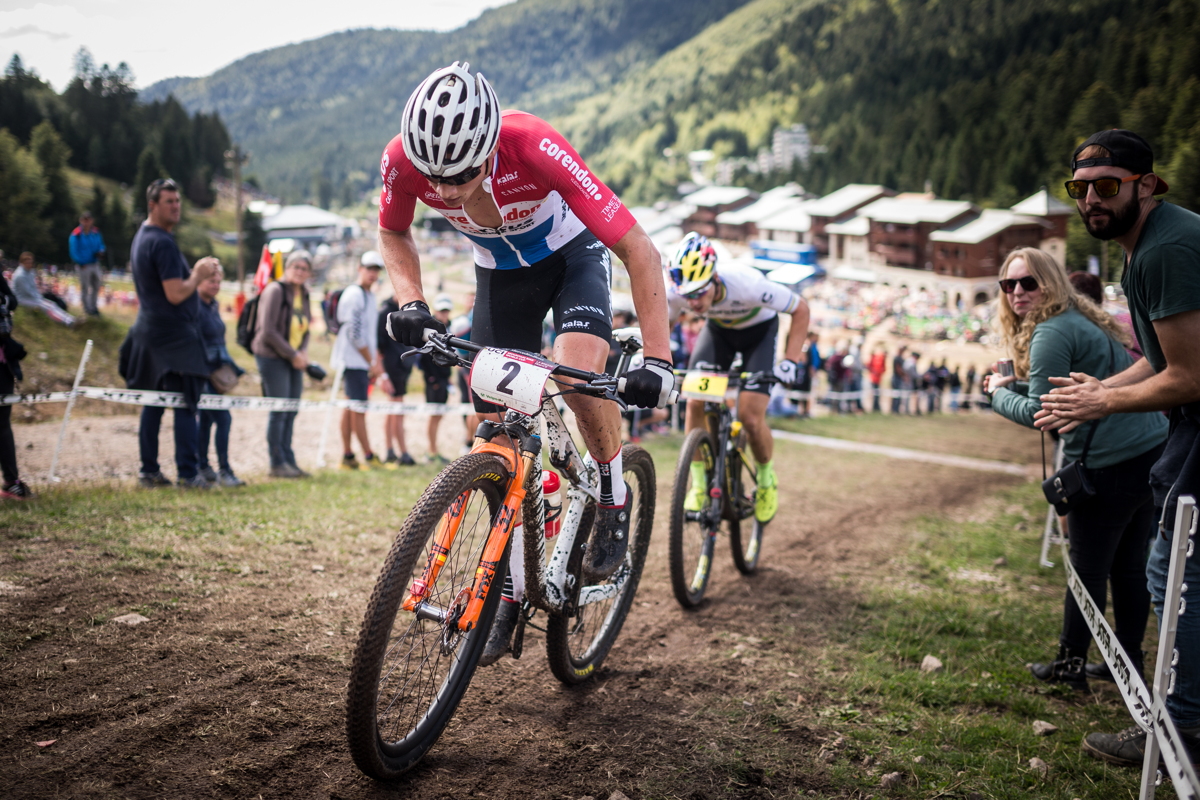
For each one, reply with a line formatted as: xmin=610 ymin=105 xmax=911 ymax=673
xmin=379 ymin=111 xmax=636 ymax=270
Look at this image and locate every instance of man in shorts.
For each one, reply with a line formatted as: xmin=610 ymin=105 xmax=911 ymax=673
xmin=667 ymin=232 xmax=810 ymax=524
xmin=419 ymin=296 xmax=456 ymax=464
xmin=375 ymin=291 xmax=416 ymax=467
xmin=379 ymin=62 xmax=676 ymax=664
xmin=335 ymin=252 xmax=383 ymax=469
xmin=379 ymin=62 xmax=675 ymax=569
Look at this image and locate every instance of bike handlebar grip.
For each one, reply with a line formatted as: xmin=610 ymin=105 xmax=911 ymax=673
xmin=668 ymin=388 xmax=680 ymax=405
xmin=422 ymin=328 xmax=439 ymax=343
xmin=617 ymin=376 xmax=627 ymax=394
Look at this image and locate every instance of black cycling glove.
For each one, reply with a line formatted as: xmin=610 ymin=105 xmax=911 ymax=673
xmin=619 ymin=357 xmax=678 ymax=409
xmin=385 ymin=300 xmax=445 ymax=346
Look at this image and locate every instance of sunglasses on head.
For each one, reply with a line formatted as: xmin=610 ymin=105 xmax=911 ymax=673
xmin=419 ymin=164 xmax=483 ymax=186
xmin=999 ymin=276 xmax=1039 ymax=293
xmin=1064 ymin=174 xmax=1143 ymax=200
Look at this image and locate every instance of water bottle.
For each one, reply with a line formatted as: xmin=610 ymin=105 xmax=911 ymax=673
xmin=542 ymin=470 xmax=562 ymax=538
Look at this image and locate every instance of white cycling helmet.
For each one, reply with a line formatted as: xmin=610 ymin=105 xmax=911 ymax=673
xmin=401 ymin=61 xmax=501 ymax=178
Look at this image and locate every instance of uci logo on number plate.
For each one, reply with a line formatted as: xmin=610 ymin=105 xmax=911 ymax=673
xmin=469 ymin=348 xmax=555 ymax=415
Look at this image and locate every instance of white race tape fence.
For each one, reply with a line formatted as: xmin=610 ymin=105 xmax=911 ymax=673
xmin=0 ymin=341 xmax=474 ymax=480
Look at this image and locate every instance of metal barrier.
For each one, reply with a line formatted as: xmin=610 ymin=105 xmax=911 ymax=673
xmin=1064 ymin=493 xmax=1200 ymax=798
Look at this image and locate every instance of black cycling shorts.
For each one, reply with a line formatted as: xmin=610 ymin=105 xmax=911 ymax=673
xmin=688 ymin=316 xmax=779 ymax=395
xmin=383 ymin=362 xmax=412 ymax=399
xmin=470 ymin=230 xmax=612 ymax=413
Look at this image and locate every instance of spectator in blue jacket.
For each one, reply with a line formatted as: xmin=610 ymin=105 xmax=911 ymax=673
xmin=68 ymin=212 xmax=106 ymax=316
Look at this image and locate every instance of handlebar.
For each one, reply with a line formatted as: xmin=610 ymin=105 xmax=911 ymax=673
xmin=412 ymin=329 xmax=622 ymax=401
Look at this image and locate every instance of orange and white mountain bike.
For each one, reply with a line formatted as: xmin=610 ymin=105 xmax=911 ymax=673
xmin=346 ymin=328 xmax=661 ymax=780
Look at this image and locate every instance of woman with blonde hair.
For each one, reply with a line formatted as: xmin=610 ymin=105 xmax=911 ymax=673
xmin=985 ymin=247 xmax=1167 ymax=690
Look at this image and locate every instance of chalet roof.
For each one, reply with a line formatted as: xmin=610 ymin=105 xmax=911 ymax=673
xmin=824 ymin=215 xmax=870 ymax=236
xmin=715 ymin=185 xmax=804 ymax=225
xmin=754 ymin=205 xmax=812 ymax=233
xmin=803 ymin=183 xmax=889 ymax=218
xmin=680 ymin=185 xmax=756 ymax=209
xmin=261 ymin=204 xmax=346 ymax=232
xmin=857 ymin=196 xmax=976 ymax=225
xmin=1011 ymin=188 xmax=1074 ymax=217
xmin=929 ymin=209 xmax=1045 ymax=244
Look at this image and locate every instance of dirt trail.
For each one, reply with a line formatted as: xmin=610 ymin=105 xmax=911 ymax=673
xmin=0 ymin=426 xmax=1035 ymax=799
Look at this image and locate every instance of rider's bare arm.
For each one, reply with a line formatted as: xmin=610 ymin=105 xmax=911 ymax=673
xmin=610 ymin=223 xmax=672 ymax=363
xmin=378 ymin=226 xmax=425 ymax=307
xmin=783 ymin=298 xmax=810 ymax=363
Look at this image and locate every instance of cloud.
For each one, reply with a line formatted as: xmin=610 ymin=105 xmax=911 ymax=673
xmin=0 ymin=24 xmax=69 ymax=41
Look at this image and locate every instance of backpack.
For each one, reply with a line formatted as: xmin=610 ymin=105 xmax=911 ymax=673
xmin=323 ymin=287 xmax=346 ymax=334
xmin=235 ymin=290 xmax=264 ymax=355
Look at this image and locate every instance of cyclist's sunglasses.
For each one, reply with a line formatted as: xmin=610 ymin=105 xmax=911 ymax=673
xmin=1064 ymin=174 xmax=1142 ymax=200
xmin=419 ymin=164 xmax=483 ymax=186
xmin=998 ymin=276 xmax=1040 ymax=293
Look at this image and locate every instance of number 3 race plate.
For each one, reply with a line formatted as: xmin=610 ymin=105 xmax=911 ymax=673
xmin=469 ymin=348 xmax=555 ymax=415
xmin=680 ymin=371 xmax=729 ymax=402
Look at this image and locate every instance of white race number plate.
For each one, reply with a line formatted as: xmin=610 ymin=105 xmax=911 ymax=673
xmin=469 ymin=348 xmax=554 ymax=415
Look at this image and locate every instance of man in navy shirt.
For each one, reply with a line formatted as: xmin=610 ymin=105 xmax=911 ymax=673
xmin=118 ymin=179 xmax=221 ymax=488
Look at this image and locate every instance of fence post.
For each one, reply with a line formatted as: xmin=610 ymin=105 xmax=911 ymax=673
xmin=48 ymin=339 xmax=93 ymax=483
xmin=315 ymin=365 xmax=344 ymax=469
xmin=1039 ymin=439 xmax=1067 ymax=568
xmin=1141 ymin=495 xmax=1200 ymax=799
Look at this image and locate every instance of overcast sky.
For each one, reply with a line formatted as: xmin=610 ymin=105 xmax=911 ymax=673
xmin=0 ymin=0 xmax=518 ymax=91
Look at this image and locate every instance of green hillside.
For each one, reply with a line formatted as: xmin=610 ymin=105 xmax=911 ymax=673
xmin=143 ymin=0 xmax=753 ymax=201
xmin=147 ymin=0 xmax=1200 ymax=213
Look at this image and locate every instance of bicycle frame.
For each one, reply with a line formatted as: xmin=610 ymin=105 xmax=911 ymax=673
xmin=400 ymin=351 xmax=633 ymax=633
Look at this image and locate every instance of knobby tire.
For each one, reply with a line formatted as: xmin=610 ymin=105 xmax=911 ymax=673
xmin=345 ymin=453 xmax=510 ymax=781
xmin=668 ymin=428 xmax=718 ymax=608
xmin=545 ymin=444 xmax=655 ymax=685
xmin=727 ymin=430 xmax=763 ymax=574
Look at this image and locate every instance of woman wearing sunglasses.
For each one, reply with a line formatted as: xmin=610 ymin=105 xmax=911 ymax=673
xmin=985 ymin=247 xmax=1167 ymax=690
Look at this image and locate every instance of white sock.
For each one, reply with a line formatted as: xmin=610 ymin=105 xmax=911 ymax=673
xmin=504 ymin=524 xmax=525 ymax=603
xmin=586 ymin=451 xmax=626 ymax=506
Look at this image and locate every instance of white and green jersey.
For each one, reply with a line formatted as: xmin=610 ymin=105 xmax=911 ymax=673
xmin=668 ymin=261 xmax=800 ymax=329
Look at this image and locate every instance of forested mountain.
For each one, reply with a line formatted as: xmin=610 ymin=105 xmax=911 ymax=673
xmin=142 ymin=0 xmax=753 ymax=201
xmin=0 ymin=54 xmax=231 ymax=262
xmin=147 ymin=0 xmax=1200 ymax=211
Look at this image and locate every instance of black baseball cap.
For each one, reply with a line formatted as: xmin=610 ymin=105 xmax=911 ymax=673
xmin=1071 ymin=129 xmax=1169 ymax=195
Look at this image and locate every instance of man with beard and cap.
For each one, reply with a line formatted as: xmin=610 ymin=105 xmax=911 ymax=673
xmin=1037 ymin=129 xmax=1200 ymax=769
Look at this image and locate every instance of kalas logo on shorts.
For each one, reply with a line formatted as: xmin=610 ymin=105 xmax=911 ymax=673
xmin=538 ymin=138 xmax=604 ymax=201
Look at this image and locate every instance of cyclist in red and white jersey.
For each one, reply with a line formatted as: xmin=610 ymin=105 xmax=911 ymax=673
xmin=379 ymin=63 xmax=676 ymax=662
xmin=667 ymin=232 xmax=810 ymax=523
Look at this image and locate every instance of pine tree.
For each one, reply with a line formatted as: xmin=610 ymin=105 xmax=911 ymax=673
xmin=133 ymin=147 xmax=168 ymax=217
xmin=30 ymin=121 xmax=78 ymax=263
xmin=0 ymin=129 xmax=51 ymax=256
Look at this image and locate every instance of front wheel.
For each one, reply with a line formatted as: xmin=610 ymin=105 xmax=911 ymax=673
xmin=668 ymin=428 xmax=719 ymax=608
xmin=545 ymin=444 xmax=655 ymax=685
xmin=727 ymin=432 xmax=764 ymax=574
xmin=346 ymin=453 xmax=510 ymax=781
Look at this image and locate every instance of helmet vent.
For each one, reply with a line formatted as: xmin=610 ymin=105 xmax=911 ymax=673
xmin=450 ymin=112 xmax=464 ymax=136
xmin=432 ymin=115 xmax=444 ymax=137
xmin=437 ymin=90 xmax=451 ymax=108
